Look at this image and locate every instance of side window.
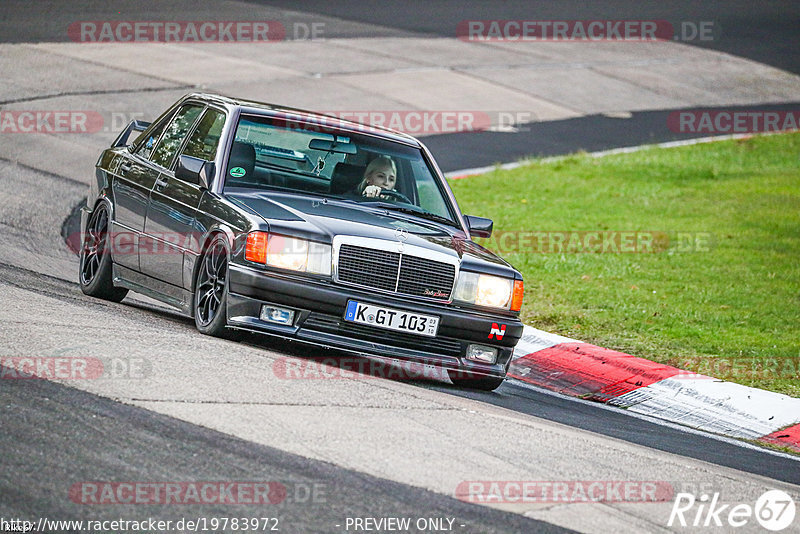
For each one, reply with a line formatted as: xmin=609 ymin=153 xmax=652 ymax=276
xmin=181 ymin=109 xmax=226 ymax=162
xmin=135 ymin=118 xmax=170 ymax=160
xmin=150 ymin=104 xmax=203 ymax=169
xmin=410 ymin=158 xmax=449 ymax=216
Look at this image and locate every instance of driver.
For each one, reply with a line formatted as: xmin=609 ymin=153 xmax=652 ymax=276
xmin=357 ymin=156 xmax=397 ymax=199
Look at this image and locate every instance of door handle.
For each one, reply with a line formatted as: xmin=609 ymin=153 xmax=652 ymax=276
xmin=119 ymin=162 xmax=132 ymax=173
xmin=154 ymin=177 xmax=168 ymax=191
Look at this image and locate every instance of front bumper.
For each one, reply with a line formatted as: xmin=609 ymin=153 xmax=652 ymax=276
xmin=226 ymin=263 xmax=523 ymax=378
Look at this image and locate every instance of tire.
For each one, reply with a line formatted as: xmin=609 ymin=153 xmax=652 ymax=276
xmin=79 ymin=204 xmax=128 ymax=302
xmin=194 ymin=235 xmax=233 ymax=338
xmin=448 ymin=370 xmax=505 ymax=391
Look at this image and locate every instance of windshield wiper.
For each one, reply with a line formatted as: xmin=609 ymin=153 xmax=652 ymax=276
xmin=361 ymin=202 xmax=458 ymax=228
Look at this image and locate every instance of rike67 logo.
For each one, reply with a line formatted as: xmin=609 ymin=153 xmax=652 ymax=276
xmin=669 ymin=489 xmax=796 ymax=531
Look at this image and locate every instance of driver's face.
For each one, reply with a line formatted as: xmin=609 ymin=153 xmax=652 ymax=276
xmin=366 ymin=167 xmax=396 ymax=190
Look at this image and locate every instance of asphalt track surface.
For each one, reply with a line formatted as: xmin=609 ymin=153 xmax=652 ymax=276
xmin=4 ymin=255 xmax=799 ymax=526
xmin=2 ymin=2 xmax=799 ymax=171
xmin=257 ymin=0 xmax=800 ymax=75
xmin=2 ymin=1 xmax=800 ymax=174
xmin=425 ymin=102 xmax=800 ymax=173
xmin=261 ymin=0 xmax=800 ymax=171
xmin=4 ymin=1 xmax=798 ymax=76
xmin=2 ymin=2 xmax=800 ymax=533
xmin=58 ymin=183 xmax=800 ymax=487
xmin=1 ymin=361 xmax=564 ymax=534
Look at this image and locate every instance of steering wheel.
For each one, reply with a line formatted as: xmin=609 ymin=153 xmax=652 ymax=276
xmin=377 ymin=189 xmax=412 ymax=203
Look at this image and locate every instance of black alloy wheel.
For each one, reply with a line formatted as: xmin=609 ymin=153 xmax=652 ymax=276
xmin=79 ymin=204 xmax=128 ymax=302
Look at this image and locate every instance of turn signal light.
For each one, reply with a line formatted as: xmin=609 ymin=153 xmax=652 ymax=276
xmin=245 ymin=231 xmax=269 ymax=264
xmin=510 ymin=280 xmax=524 ymax=312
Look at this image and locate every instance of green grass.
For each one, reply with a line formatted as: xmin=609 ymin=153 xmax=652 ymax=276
xmin=450 ymin=133 xmax=800 ymax=397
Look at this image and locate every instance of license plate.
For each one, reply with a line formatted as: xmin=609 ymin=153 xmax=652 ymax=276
xmin=344 ymin=300 xmax=439 ymax=337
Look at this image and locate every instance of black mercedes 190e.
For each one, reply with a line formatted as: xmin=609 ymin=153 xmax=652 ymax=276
xmin=79 ymin=93 xmax=524 ymax=390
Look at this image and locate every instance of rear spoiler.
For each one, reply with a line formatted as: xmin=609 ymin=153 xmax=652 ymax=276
xmin=112 ymin=120 xmax=152 ymax=148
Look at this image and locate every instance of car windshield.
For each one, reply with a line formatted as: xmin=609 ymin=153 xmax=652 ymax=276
xmin=223 ymin=114 xmax=459 ymax=225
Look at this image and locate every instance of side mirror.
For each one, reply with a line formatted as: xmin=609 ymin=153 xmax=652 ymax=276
xmin=176 ymin=154 xmax=215 ymax=189
xmin=465 ymin=215 xmax=493 ymax=238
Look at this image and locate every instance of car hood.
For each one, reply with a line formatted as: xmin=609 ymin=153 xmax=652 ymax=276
xmin=227 ymin=191 xmax=517 ymax=277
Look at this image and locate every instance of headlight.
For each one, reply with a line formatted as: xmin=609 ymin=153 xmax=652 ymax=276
xmin=245 ymin=232 xmax=331 ymax=276
xmin=268 ymin=235 xmax=309 ymax=271
xmin=454 ymin=272 xmax=513 ymax=309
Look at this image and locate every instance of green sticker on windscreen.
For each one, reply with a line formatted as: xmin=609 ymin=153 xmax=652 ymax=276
xmin=230 ymin=167 xmax=246 ymax=178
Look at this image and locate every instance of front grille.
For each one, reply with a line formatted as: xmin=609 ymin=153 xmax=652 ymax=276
xmin=337 ymin=245 xmax=399 ymax=291
xmin=337 ymin=244 xmax=455 ymax=299
xmin=302 ymin=313 xmax=463 ymax=357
